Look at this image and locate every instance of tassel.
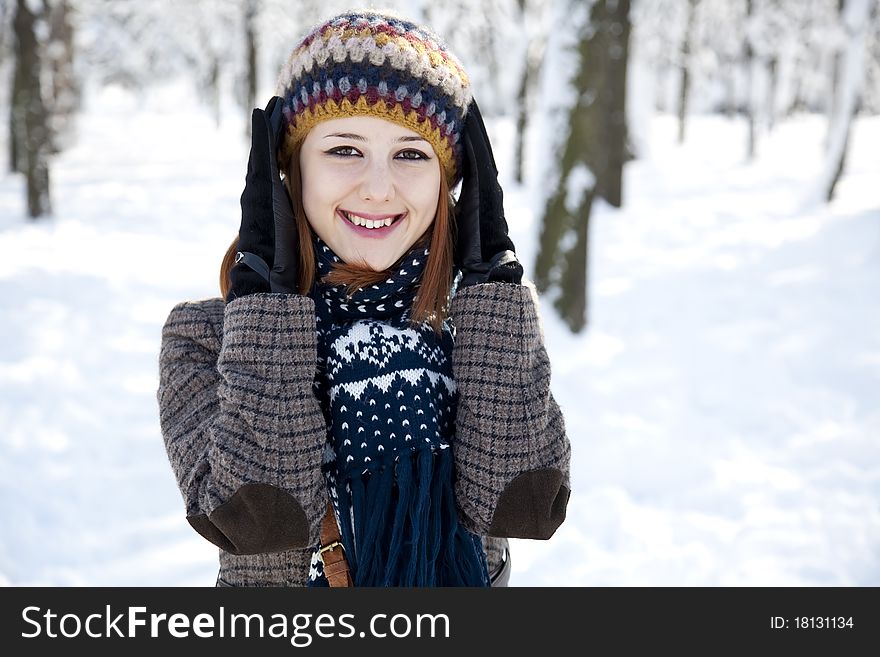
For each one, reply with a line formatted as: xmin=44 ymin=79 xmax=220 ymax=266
xmin=350 ymin=476 xmax=366 ymax=577
xmin=333 ymin=446 xmax=489 ymax=587
xmin=357 ymin=463 xmax=394 ymax=585
xmin=335 ymin=479 xmax=357 ymax=576
xmin=404 ymin=448 xmax=434 ymax=585
xmin=426 ymin=449 xmax=446 ymax=585
xmin=441 ymin=450 xmax=464 ymax=584
xmin=383 ymin=454 xmax=412 ymax=586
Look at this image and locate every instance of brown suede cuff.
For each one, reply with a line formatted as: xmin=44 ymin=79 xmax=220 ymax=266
xmin=449 ymin=283 xmax=571 ymax=537
xmin=187 ymin=483 xmax=310 ymax=555
xmin=487 ymin=468 xmax=570 ymax=540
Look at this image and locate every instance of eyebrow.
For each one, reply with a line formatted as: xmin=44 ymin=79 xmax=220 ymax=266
xmin=323 ymin=132 xmax=428 ymax=143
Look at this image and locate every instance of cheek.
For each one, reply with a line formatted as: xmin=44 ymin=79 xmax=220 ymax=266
xmin=299 ymin=171 xmax=321 ymax=223
xmin=412 ymin=190 xmax=438 ymax=221
xmin=419 ymin=196 xmax=437 ymax=227
xmin=305 ymin=162 xmax=361 ymax=199
xmin=404 ymin=170 xmax=440 ymax=220
xmin=301 ymin=163 xmax=346 ymax=219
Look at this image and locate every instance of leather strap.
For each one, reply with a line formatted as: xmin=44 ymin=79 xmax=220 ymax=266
xmin=234 ymin=251 xmax=270 ymax=282
xmin=320 ymin=502 xmax=353 ymax=587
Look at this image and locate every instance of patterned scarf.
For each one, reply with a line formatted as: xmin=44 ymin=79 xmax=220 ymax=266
xmin=307 ymin=233 xmax=489 ymax=587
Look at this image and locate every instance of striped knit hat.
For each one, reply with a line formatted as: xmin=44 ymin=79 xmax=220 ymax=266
xmin=275 ymin=11 xmax=472 ymax=186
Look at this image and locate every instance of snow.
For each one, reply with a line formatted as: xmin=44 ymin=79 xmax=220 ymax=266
xmin=1 ymin=81 xmax=878 ymax=586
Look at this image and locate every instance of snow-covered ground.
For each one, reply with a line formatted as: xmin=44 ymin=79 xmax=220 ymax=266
xmin=0 ymin=82 xmax=877 ymax=586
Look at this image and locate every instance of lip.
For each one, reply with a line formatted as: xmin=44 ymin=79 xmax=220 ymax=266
xmin=337 ymin=209 xmax=405 ymax=239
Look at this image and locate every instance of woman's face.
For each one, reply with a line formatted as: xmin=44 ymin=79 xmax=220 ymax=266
xmin=297 ymin=116 xmax=441 ymax=271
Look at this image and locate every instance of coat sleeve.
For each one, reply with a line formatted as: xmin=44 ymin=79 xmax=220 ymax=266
xmin=157 ymin=294 xmax=328 ymax=555
xmin=450 ymin=280 xmax=571 ymax=540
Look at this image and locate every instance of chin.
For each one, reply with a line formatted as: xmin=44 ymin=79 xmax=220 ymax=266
xmin=336 ymin=239 xmax=409 ymax=271
xmin=364 ymin=256 xmax=396 ymax=272
xmin=356 ymin=247 xmax=404 ymax=272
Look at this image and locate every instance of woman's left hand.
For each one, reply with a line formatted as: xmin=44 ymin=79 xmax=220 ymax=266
xmin=454 ymin=99 xmax=524 ymax=288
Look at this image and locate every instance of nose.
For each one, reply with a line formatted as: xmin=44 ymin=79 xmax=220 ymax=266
xmin=358 ymin=157 xmax=396 ymax=203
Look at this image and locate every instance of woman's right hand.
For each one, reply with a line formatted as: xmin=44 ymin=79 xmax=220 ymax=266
xmin=227 ymin=96 xmax=300 ymax=301
xmin=454 ymin=99 xmax=523 ymax=288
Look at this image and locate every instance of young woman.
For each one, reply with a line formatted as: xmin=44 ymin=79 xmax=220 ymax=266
xmin=158 ymin=10 xmax=570 ymax=587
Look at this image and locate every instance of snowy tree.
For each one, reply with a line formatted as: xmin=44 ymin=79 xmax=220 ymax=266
xmin=742 ymin=0 xmax=783 ymax=158
xmin=420 ymin=0 xmax=525 ymax=118
xmin=182 ymin=0 xmax=242 ymax=128
xmin=634 ymin=0 xmax=870 ymax=156
xmin=817 ymin=0 xmax=873 ymax=202
xmin=513 ymin=0 xmax=548 ymax=183
xmin=864 ymin=1 xmax=880 ymax=112
xmin=65 ymin=1 xmax=532 ymax=131
xmin=74 ymin=0 xmax=261 ymax=121
xmin=744 ymin=0 xmax=757 ymax=157
xmin=240 ymin=0 xmax=258 ymax=133
xmin=44 ymin=0 xmax=80 ymax=153
xmin=678 ymin=0 xmax=699 ymax=143
xmin=533 ymin=0 xmax=631 ymax=333
xmin=10 ymin=0 xmax=52 ymax=218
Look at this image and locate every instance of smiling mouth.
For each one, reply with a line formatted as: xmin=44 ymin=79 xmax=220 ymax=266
xmin=338 ymin=209 xmax=405 ymax=230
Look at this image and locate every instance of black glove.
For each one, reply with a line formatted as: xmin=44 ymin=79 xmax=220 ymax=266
xmin=454 ymin=98 xmax=524 ymax=288
xmin=227 ymin=96 xmax=300 ymax=301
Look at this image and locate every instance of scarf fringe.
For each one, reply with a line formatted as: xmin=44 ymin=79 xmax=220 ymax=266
xmin=336 ymin=447 xmax=488 ymax=587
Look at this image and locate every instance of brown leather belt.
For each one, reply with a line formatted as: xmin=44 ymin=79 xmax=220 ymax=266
xmin=320 ymin=502 xmax=353 ymax=587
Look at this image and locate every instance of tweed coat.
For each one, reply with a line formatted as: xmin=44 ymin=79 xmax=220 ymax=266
xmin=157 ymin=281 xmax=570 ymax=586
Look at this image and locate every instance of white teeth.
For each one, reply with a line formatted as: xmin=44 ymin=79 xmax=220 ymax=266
xmin=343 ymin=211 xmax=397 ymax=229
xmin=343 ymin=212 xmax=360 ymax=226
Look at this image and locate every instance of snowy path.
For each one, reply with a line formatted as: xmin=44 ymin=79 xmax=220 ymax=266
xmin=1 ymin=86 xmax=877 ymax=585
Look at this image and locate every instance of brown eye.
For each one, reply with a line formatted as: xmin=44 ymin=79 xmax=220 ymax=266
xmin=327 ymin=146 xmax=361 ymax=157
xmin=396 ymin=149 xmax=429 ymax=161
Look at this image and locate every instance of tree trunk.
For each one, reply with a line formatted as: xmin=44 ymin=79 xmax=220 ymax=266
xmin=12 ymin=0 xmax=52 ymax=218
xmin=10 ymin=45 xmax=25 ymax=174
xmin=1 ymin=1 xmax=11 ymax=155
xmin=820 ymin=0 xmax=870 ymax=202
xmin=0 ymin=1 xmax=9 ymax=55
xmin=514 ymin=62 xmax=528 ymax=184
xmin=243 ymin=0 xmax=258 ymax=131
xmin=534 ymin=0 xmax=631 ymax=333
xmin=826 ymin=0 xmax=846 ymax=149
xmin=678 ymin=0 xmax=698 ymax=144
xmin=513 ymin=0 xmax=540 ymax=185
xmin=555 ymin=187 xmax=591 ymax=332
xmin=514 ymin=50 xmax=529 ymax=183
xmin=602 ymin=2 xmax=630 ymax=207
xmin=479 ymin=1 xmax=501 ymax=115
xmin=44 ymin=0 xmax=80 ymax=154
xmin=766 ymin=56 xmax=778 ymax=131
xmin=210 ymin=56 xmax=221 ymax=128
xmin=722 ymin=57 xmax=737 ymax=118
xmin=745 ymin=0 xmax=756 ymax=160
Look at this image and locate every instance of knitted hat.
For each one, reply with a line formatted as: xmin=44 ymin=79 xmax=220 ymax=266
xmin=275 ymin=11 xmax=472 ymax=186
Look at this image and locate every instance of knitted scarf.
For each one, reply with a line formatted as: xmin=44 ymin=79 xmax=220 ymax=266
xmin=306 ymin=234 xmax=489 ymax=587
